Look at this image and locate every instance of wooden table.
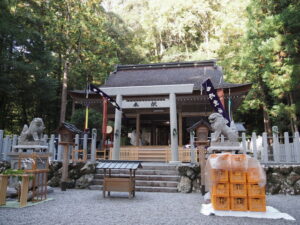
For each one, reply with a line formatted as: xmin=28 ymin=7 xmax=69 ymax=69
xmin=0 ymin=174 xmax=31 ymax=207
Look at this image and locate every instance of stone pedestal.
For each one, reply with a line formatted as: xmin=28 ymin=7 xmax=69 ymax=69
xmin=207 ymin=142 xmax=242 ymax=154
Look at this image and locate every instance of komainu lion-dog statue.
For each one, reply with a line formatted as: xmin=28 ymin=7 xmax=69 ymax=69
xmin=18 ymin=118 xmax=45 ymax=144
xmin=208 ymin=113 xmax=238 ymax=142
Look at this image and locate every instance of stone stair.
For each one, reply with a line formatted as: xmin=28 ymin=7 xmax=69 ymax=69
xmin=90 ymin=163 xmax=180 ymax=193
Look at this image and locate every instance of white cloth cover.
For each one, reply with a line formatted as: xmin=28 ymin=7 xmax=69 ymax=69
xmin=200 ymin=203 xmax=295 ymax=221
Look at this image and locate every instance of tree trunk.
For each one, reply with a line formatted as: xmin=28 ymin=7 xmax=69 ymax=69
xmin=262 ymin=104 xmax=272 ymax=136
xmin=288 ymin=92 xmax=299 ymax=133
xmin=59 ymin=57 xmax=69 ymax=124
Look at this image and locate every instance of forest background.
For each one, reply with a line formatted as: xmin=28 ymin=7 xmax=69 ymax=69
xmin=0 ymin=0 xmax=299 ymax=135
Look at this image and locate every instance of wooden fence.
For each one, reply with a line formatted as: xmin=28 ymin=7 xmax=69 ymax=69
xmin=108 ymin=146 xmax=195 ymax=162
xmin=0 ymin=129 xmax=299 ymax=164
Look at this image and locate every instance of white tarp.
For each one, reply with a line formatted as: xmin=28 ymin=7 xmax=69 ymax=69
xmin=200 ymin=203 xmax=295 ymax=221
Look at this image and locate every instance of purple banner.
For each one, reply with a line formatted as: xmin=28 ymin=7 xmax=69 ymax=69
xmin=202 ymin=79 xmax=230 ymax=125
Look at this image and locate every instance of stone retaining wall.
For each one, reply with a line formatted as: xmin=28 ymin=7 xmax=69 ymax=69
xmin=177 ymin=164 xmax=300 ymax=195
xmin=48 ymin=161 xmax=97 ymax=189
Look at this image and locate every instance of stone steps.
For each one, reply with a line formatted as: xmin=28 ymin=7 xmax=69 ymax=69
xmin=92 ymin=163 xmax=180 ymax=193
xmin=96 ymin=169 xmax=178 ymax=176
xmin=92 ymin=179 xmax=178 ymax=187
xmin=88 ymin=185 xmax=178 ymax=193
xmin=94 ymin=174 xmax=180 ymax=181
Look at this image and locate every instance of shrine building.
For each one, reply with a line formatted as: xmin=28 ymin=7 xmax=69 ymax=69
xmin=69 ymin=60 xmax=251 ymax=162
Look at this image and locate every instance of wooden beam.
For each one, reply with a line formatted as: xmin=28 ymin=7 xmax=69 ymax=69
xmin=136 ymin=113 xmax=140 ymax=146
xmin=100 ymin=84 xmax=194 ymax=96
xmin=181 ymin=112 xmax=211 ymax=117
xmin=102 ymin=98 xmax=108 ymax=150
xmin=178 ymin=112 xmax=183 ymax=146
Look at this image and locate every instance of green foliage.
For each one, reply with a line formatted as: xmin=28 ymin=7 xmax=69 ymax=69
xmin=1 ymin=0 xmax=299 ymax=134
xmin=2 ymin=169 xmax=24 ymax=175
xmin=0 ymin=0 xmax=141 ymax=133
xmin=69 ymin=108 xmax=102 ymax=131
xmin=0 ymin=0 xmax=58 ymax=133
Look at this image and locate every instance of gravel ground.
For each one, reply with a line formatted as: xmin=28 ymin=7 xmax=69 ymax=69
xmin=0 ymin=189 xmax=299 ymax=225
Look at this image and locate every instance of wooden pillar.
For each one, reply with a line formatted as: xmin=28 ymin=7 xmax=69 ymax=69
xmin=136 ymin=113 xmax=140 ymax=146
xmin=217 ymin=88 xmax=225 ymax=108
xmin=178 ymin=112 xmax=183 ymax=146
xmin=102 ymin=98 xmax=108 ymax=150
xmin=61 ymin=143 xmax=71 ymax=191
xmin=169 ymin=93 xmax=179 ymax=162
xmin=20 ymin=175 xmax=29 ymax=207
xmin=112 ymin=94 xmax=122 ymax=160
xmin=0 ymin=175 xmax=8 ymax=205
xmin=91 ymin=129 xmax=97 ymax=163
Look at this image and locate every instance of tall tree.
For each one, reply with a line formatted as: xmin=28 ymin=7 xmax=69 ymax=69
xmin=220 ymin=0 xmax=300 ymax=133
xmin=44 ymin=0 xmax=122 ymax=123
xmin=0 ymin=0 xmax=57 ymax=133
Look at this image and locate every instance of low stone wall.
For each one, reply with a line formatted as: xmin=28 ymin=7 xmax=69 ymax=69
xmin=0 ymin=160 xmax=10 ymax=173
xmin=266 ymin=165 xmax=300 ymax=195
xmin=48 ymin=161 xmax=97 ymax=189
xmin=177 ymin=164 xmax=300 ymax=195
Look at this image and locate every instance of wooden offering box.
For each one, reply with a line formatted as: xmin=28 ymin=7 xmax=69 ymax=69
xmin=97 ymin=160 xmax=142 ymax=199
xmin=104 ymin=177 xmax=134 ymax=194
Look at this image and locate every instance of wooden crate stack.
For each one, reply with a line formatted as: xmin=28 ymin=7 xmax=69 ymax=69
xmin=210 ymin=154 xmax=266 ymax=212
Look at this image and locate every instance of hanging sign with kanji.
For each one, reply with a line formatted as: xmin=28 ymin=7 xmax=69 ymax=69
xmin=202 ymin=79 xmax=231 ymax=125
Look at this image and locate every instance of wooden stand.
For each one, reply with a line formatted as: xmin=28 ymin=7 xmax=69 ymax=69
xmin=18 ymin=153 xmax=49 ymax=201
xmin=102 ymin=169 xmax=136 ymax=199
xmin=0 ymin=174 xmax=30 ymax=207
xmin=195 ymin=141 xmax=209 ymax=195
xmin=59 ymin=142 xmax=74 ymax=191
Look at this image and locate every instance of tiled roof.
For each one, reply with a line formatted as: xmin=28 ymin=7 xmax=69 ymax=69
xmin=61 ymin=122 xmax=83 ymax=134
xmin=101 ymin=60 xmax=249 ymax=90
xmin=96 ymin=160 xmax=143 ymax=170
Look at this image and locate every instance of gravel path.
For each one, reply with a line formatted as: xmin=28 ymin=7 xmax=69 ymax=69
xmin=0 ymin=189 xmax=299 ymax=225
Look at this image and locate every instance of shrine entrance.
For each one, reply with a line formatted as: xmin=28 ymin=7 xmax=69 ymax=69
xmin=137 ymin=114 xmax=170 ymax=146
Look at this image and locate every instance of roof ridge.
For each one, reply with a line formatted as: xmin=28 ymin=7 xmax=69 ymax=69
xmin=115 ymin=60 xmax=217 ymax=71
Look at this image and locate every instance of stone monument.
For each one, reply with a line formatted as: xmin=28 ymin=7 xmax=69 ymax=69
xmin=18 ymin=118 xmax=46 ymax=145
xmin=207 ymin=113 xmax=242 ymax=153
xmin=9 ymin=118 xmax=49 ymax=169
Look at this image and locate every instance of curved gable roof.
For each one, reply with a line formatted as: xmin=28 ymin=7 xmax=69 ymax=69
xmin=102 ymin=60 xmax=248 ymax=90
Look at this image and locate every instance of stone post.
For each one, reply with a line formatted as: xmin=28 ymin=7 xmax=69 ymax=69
xmin=112 ymin=94 xmax=122 ymax=160
xmin=251 ymin=132 xmax=258 ymax=159
xmin=272 ymin=132 xmax=280 ymax=163
xmin=3 ymin=135 xmax=10 ymax=161
xmin=91 ymin=129 xmax=97 ymax=162
xmin=190 ymin=131 xmax=196 ymax=163
xmin=83 ymin=133 xmax=88 ymax=152
xmin=262 ymin=132 xmax=268 ymax=163
xmin=284 ymin=132 xmax=291 ymax=163
xmin=57 ymin=135 xmax=63 ymax=161
xmin=49 ymin=134 xmax=55 ymax=161
xmin=242 ymin=132 xmax=247 ymax=154
xmin=294 ymin=132 xmax=300 ymax=163
xmin=169 ymin=92 xmax=179 ymax=162
xmin=75 ymin=134 xmax=79 ymax=160
xmin=12 ymin=135 xmax=18 ymax=148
